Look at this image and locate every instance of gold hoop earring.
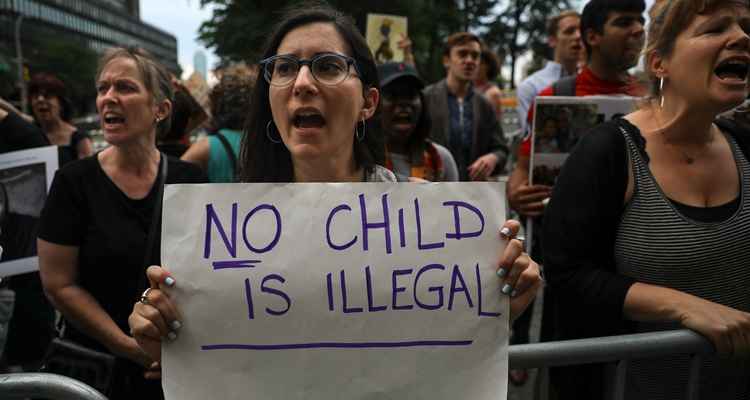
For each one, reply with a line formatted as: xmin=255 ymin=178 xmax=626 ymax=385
xmin=266 ymin=121 xmax=281 ymax=144
xmin=355 ymin=118 xmax=366 ymax=142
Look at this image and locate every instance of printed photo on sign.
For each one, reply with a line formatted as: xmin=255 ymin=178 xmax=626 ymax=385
xmin=161 ymin=182 xmax=509 ymax=400
xmin=530 ymin=96 xmax=637 ymax=186
xmin=0 ymin=146 xmax=58 ymax=277
xmin=366 ymin=13 xmax=408 ymax=64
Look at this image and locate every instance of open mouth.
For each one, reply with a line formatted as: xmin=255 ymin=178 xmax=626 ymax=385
xmin=715 ymin=58 xmax=750 ymax=82
xmin=103 ymin=112 xmax=125 ymax=126
xmin=292 ymin=108 xmax=326 ymax=130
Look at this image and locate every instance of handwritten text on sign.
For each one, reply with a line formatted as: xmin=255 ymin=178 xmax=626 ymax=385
xmin=161 ymin=183 xmax=508 ymax=400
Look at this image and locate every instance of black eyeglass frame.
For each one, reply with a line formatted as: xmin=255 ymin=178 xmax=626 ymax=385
xmin=260 ymin=52 xmax=362 ymax=87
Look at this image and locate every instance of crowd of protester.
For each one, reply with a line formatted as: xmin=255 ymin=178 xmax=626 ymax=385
xmin=0 ymin=0 xmax=748 ymax=399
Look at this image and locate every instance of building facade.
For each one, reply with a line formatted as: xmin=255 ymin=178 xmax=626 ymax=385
xmin=0 ymin=0 xmax=178 ymax=73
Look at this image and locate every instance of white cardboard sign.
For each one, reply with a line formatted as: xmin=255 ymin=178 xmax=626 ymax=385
xmin=161 ymin=182 xmax=508 ymax=400
xmin=0 ymin=145 xmax=58 ymax=277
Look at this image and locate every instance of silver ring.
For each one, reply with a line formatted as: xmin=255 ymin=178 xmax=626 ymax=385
xmin=140 ymin=287 xmax=153 ymax=305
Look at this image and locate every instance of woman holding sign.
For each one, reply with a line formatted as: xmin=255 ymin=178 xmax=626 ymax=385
xmin=37 ymin=48 xmax=205 ymax=399
xmin=128 ymin=4 xmax=542 ymax=377
xmin=543 ymin=1 xmax=750 ymax=399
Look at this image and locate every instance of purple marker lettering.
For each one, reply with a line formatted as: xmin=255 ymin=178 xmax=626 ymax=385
xmin=398 ymin=208 xmax=406 ymax=248
xmin=448 ymin=264 xmax=473 ymax=310
xmin=443 ymin=201 xmax=485 ymax=240
xmin=326 ymin=272 xmax=334 ymax=311
xmin=391 ymin=268 xmax=414 ymax=310
xmin=261 ymin=274 xmax=291 ymax=316
xmin=326 ymin=204 xmax=357 ymax=251
xmin=244 ymin=278 xmax=254 ymax=320
xmin=340 ymin=270 xmax=363 ymax=313
xmin=359 ymin=193 xmax=392 ymax=254
xmin=365 ymin=266 xmax=387 ymax=312
xmin=414 ymin=198 xmax=444 ymax=250
xmin=204 ymin=203 xmax=237 ymax=259
xmin=242 ymin=204 xmax=282 ymax=253
xmin=414 ymin=263 xmax=445 ymax=310
xmin=476 ymin=264 xmax=501 ymax=317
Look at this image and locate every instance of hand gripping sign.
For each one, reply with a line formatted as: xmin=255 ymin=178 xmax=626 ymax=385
xmin=161 ymin=182 xmax=509 ymax=400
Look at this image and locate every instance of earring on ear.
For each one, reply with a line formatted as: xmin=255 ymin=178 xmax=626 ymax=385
xmin=355 ymin=117 xmax=366 ymax=142
xmin=659 ymin=77 xmax=665 ymax=108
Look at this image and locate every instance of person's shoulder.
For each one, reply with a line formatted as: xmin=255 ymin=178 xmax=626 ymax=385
xmin=368 ymin=165 xmax=397 ymax=182
xmin=474 ymin=89 xmax=495 ymax=110
xmin=166 ymin=155 xmax=208 ymax=183
xmin=49 ymin=154 xmax=99 ymax=190
xmin=58 ymin=154 xmax=98 ymax=176
xmin=716 ymin=113 xmax=750 ymax=153
xmin=574 ymin=119 xmax=629 ymax=157
xmin=422 ymin=79 xmax=446 ymax=96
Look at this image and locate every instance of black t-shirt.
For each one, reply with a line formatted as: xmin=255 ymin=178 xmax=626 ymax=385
xmin=38 ymin=154 xmax=206 ymax=350
xmin=0 ymin=112 xmax=50 ymax=153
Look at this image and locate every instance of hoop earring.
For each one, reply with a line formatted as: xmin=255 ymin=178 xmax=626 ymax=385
xmin=355 ymin=118 xmax=366 ymax=142
xmin=266 ymin=121 xmax=281 ymax=144
xmin=659 ymin=77 xmax=665 ymax=108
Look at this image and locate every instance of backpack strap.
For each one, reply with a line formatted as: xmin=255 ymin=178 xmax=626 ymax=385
xmin=215 ymin=131 xmax=238 ymax=180
xmin=552 ymin=75 xmax=577 ymax=97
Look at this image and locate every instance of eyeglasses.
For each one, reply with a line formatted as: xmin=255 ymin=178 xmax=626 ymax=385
xmin=260 ymin=53 xmax=361 ymax=87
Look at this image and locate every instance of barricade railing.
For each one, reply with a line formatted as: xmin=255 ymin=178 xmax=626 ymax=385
xmin=0 ymin=330 xmax=714 ymax=400
xmin=508 ymin=329 xmax=715 ymax=400
xmin=0 ymin=372 xmax=108 ymax=400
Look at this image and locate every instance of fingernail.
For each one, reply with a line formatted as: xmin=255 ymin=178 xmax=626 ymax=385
xmin=499 ymin=227 xmax=511 ymax=238
xmin=501 ymin=284 xmax=513 ymax=295
xmin=167 ymin=331 xmax=178 ymax=341
xmin=496 ymin=268 xmax=507 ymax=278
xmin=164 ymin=277 xmax=175 ymax=287
xmin=511 ymin=290 xmax=518 ymax=297
xmin=171 ymin=320 xmax=182 ymax=330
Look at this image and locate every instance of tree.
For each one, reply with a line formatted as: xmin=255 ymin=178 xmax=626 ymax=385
xmin=482 ymin=0 xmax=574 ymax=88
xmin=198 ymin=0 xmax=495 ymax=83
xmin=26 ymin=33 xmax=99 ymax=115
xmin=197 ymin=0 xmax=574 ymax=85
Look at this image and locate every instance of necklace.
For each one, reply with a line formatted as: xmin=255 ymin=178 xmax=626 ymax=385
xmin=664 ymin=126 xmax=716 ymax=165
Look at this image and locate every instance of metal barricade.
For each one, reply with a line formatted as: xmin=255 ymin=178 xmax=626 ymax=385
xmin=509 ymin=329 xmax=715 ymax=400
xmin=0 ymin=330 xmax=714 ymax=400
xmin=0 ymin=372 xmax=108 ymax=400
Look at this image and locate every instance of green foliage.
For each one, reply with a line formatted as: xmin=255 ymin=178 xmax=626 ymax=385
xmin=25 ymin=32 xmax=99 ymax=115
xmin=484 ymin=0 xmax=574 ymax=88
xmin=197 ymin=0 xmax=573 ymax=85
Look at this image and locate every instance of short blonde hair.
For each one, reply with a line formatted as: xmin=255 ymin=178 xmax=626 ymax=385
xmin=96 ymin=47 xmax=174 ymax=136
xmin=547 ymin=10 xmax=580 ymax=38
xmin=646 ymin=0 xmax=749 ymax=97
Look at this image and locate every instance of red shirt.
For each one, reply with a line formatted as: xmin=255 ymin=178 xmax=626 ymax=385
xmin=519 ymin=67 xmax=645 ymax=157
